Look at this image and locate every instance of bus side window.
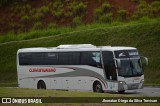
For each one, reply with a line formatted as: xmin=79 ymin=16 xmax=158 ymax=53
xmin=72 ymin=53 xmax=80 ymax=65
xmin=44 ymin=53 xmax=58 ymax=65
xmin=59 ymin=53 xmax=72 ymax=65
xmin=81 ymin=52 xmax=101 ymax=67
xmin=19 ymin=53 xmax=32 ymax=65
xmin=58 ymin=52 xmax=80 ymax=65
xmin=32 ymin=53 xmax=44 ymax=65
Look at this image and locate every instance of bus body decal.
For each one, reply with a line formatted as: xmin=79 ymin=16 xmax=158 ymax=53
xmin=25 ymin=66 xmax=108 ymax=88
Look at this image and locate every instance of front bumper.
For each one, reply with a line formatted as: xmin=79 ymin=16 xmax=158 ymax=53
xmin=118 ymin=82 xmax=144 ymax=91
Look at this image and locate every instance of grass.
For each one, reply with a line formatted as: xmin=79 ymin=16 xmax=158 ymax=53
xmin=0 ymin=88 xmax=123 ymax=97
xmin=0 ymin=88 xmax=159 ymax=106
xmin=0 ymin=20 xmax=160 ymax=86
xmin=0 ymin=81 xmax=17 ymax=87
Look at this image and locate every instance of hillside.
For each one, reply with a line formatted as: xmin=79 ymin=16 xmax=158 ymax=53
xmin=0 ymin=21 xmax=159 ymax=86
xmin=0 ymin=0 xmax=160 ymax=35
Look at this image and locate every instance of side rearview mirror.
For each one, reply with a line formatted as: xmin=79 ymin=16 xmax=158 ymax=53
xmin=140 ymin=56 xmax=148 ymax=67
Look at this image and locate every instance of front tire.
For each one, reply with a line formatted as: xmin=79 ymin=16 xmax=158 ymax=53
xmin=118 ymin=90 xmax=125 ymax=93
xmin=37 ymin=80 xmax=46 ymax=89
xmin=93 ymin=81 xmax=103 ymax=93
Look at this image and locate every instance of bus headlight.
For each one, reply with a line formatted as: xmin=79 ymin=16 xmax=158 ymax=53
xmin=140 ymin=79 xmax=144 ymax=83
xmin=120 ymin=81 xmax=123 ymax=84
xmin=119 ymin=81 xmax=126 ymax=85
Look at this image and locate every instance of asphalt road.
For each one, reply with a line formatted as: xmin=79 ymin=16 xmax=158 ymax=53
xmin=122 ymin=87 xmax=160 ymax=96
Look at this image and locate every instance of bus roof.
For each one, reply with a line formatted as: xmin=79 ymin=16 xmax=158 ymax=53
xmin=17 ymin=44 xmax=136 ymax=53
xmin=101 ymin=46 xmax=136 ymax=51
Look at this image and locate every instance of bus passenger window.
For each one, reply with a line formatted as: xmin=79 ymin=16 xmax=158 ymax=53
xmin=58 ymin=52 xmax=80 ymax=65
xmin=81 ymin=52 xmax=101 ymax=67
xmin=44 ymin=53 xmax=58 ymax=65
xmin=19 ymin=53 xmax=32 ymax=65
xmin=32 ymin=53 xmax=44 ymax=65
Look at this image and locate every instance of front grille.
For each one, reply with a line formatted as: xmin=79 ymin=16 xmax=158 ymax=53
xmin=127 ymin=83 xmax=139 ymax=90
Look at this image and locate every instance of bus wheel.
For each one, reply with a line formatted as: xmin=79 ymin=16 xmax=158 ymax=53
xmin=118 ymin=90 xmax=125 ymax=94
xmin=93 ymin=81 xmax=103 ymax=93
xmin=37 ymin=80 xmax=46 ymax=89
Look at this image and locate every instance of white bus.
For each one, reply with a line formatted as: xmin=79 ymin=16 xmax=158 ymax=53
xmin=17 ymin=44 xmax=148 ymax=93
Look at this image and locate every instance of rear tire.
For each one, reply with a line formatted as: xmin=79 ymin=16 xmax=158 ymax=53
xmin=93 ymin=81 xmax=103 ymax=93
xmin=37 ymin=80 xmax=46 ymax=89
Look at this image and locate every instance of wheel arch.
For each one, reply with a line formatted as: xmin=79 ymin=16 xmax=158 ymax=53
xmin=92 ymin=80 xmax=104 ymax=92
xmin=37 ymin=79 xmax=46 ymax=89
xmin=92 ymin=78 xmax=107 ymax=90
xmin=93 ymin=80 xmax=100 ymax=88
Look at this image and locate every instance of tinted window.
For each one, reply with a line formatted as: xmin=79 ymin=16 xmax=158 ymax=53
xmin=72 ymin=53 xmax=80 ymax=65
xmin=44 ymin=53 xmax=58 ymax=65
xmin=20 ymin=52 xmax=102 ymax=66
xmin=19 ymin=52 xmax=58 ymax=65
xmin=32 ymin=53 xmax=44 ymax=65
xmin=19 ymin=53 xmax=32 ymax=65
xmin=81 ymin=52 xmax=101 ymax=67
xmin=58 ymin=52 xmax=80 ymax=65
xmin=103 ymin=51 xmax=117 ymax=80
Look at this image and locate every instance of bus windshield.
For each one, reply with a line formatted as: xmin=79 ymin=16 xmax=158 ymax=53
xmin=118 ymin=58 xmax=143 ymax=77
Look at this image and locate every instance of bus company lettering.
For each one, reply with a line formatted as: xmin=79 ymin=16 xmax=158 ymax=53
xmin=29 ymin=68 xmax=56 ymax=72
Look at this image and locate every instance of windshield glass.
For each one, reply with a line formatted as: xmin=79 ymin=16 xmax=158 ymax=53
xmin=118 ymin=59 xmax=143 ymax=77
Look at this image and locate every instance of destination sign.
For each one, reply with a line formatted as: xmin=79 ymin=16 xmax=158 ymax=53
xmin=114 ymin=50 xmax=139 ymax=58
